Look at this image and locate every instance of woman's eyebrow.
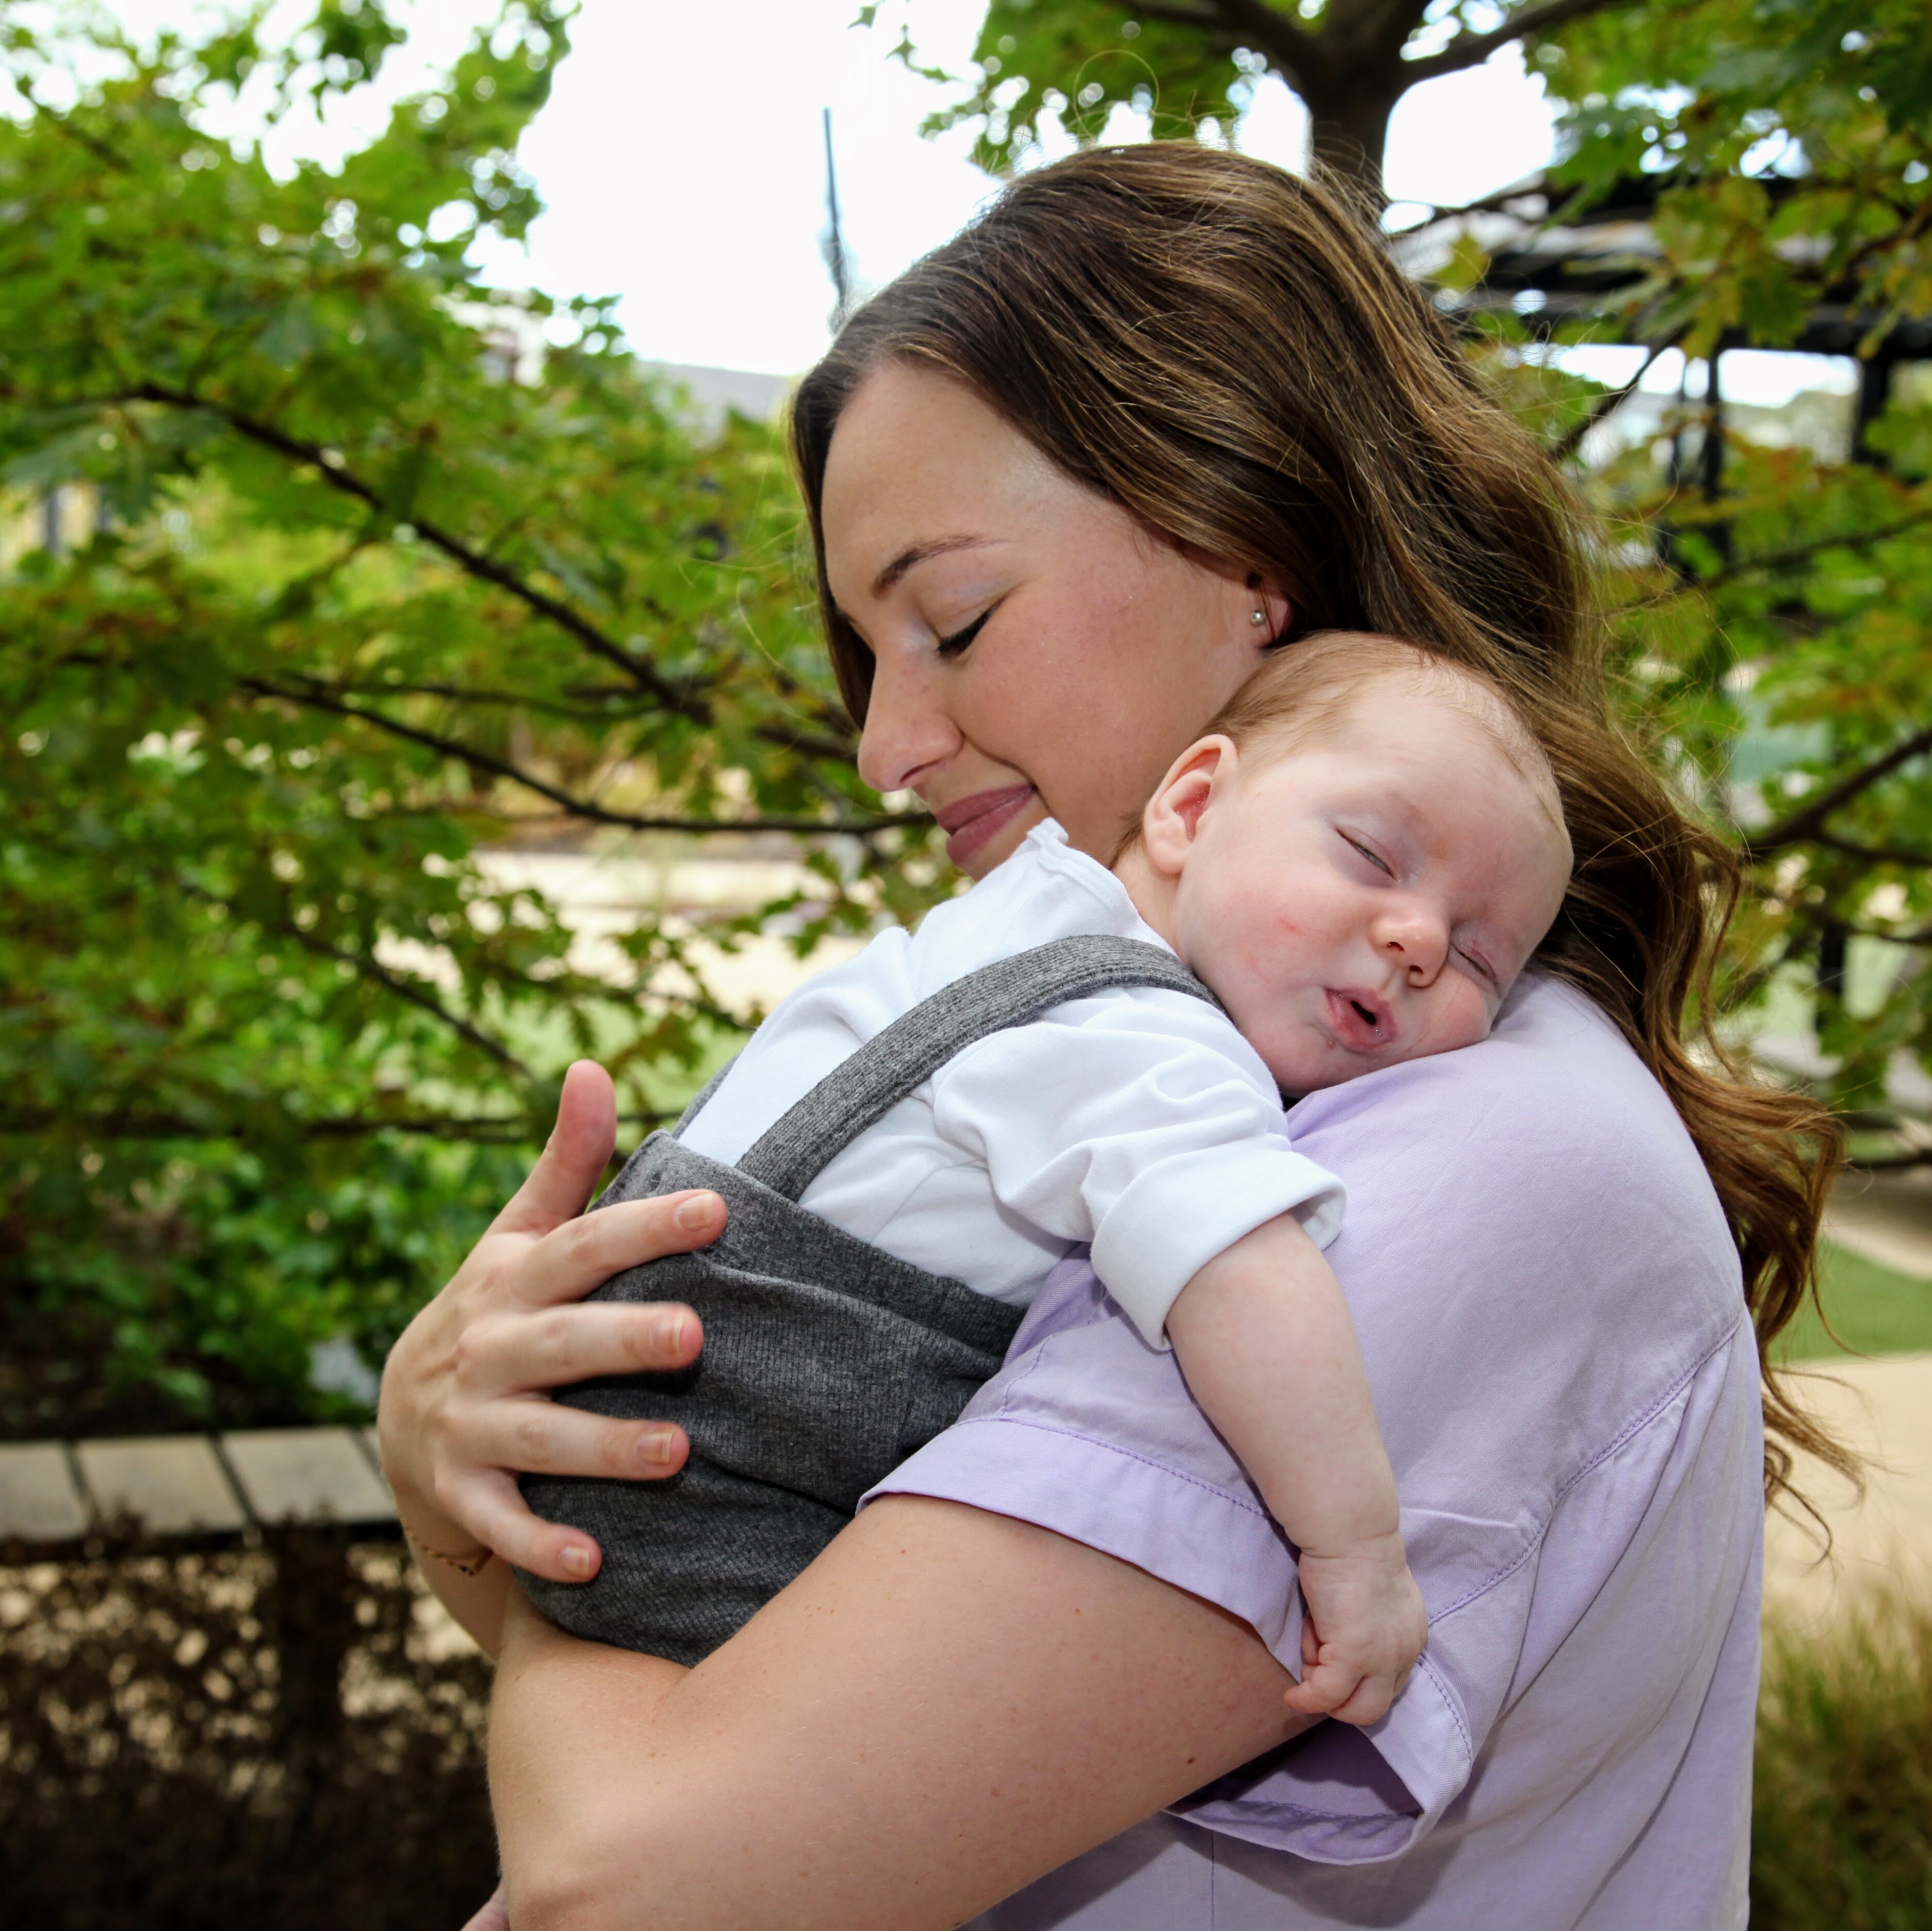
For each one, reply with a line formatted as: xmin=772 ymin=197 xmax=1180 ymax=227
xmin=872 ymin=534 xmax=997 ymax=596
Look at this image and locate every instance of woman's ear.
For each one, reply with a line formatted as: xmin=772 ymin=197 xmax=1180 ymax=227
xmin=1245 ymin=572 xmax=1292 ymax=647
xmin=1141 ymin=735 xmax=1237 ymax=877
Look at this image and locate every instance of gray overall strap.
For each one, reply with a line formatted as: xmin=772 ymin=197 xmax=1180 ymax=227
xmin=733 ymin=934 xmax=1216 ymax=1203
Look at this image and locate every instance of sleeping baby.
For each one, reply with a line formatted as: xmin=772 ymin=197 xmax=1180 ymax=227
xmin=515 ymin=629 xmax=1573 ymax=1726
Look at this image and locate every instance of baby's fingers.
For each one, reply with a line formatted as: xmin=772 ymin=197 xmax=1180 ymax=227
xmin=1283 ymin=1659 xmax=1361 ymax=1717
xmin=1328 ymin=1673 xmax=1399 ymax=1727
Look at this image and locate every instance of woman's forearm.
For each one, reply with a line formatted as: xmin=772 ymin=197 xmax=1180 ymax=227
xmin=494 ymin=1496 xmax=1309 ymax=1931
xmin=491 ymin=1596 xmax=689 ymax=1924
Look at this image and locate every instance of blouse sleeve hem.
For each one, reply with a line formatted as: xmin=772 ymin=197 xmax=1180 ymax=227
xmin=860 ymin=1414 xmax=1475 ymax=1863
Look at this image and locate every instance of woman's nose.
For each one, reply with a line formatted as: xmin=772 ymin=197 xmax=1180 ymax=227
xmin=856 ymin=645 xmax=962 ymax=796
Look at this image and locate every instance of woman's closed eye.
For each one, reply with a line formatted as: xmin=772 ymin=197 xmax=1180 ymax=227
xmin=936 ymin=607 xmax=995 ymax=659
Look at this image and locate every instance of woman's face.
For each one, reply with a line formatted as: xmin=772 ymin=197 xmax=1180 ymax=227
xmin=821 ymin=362 xmax=1286 ymax=878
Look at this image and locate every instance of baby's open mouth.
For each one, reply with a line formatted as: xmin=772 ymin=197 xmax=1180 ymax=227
xmin=1325 ymin=988 xmax=1394 ymax=1053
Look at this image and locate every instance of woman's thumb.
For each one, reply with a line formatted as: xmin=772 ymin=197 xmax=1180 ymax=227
xmin=494 ymin=1060 xmax=618 ymax=1235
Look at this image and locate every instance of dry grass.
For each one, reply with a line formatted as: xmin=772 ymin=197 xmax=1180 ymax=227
xmin=1754 ymin=1589 xmax=1932 ymax=1928
xmin=0 ymin=1527 xmax=497 ymax=1929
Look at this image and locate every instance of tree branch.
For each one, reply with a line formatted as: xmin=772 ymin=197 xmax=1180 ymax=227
xmin=1116 ymin=0 xmax=1235 ymax=34
xmin=177 ymin=877 xmax=533 ymax=1075
xmin=1175 ymin=0 xmax=1325 ymax=84
xmin=243 ymin=676 xmax=924 ymax=836
xmin=13 ymin=380 xmax=863 ymax=765
xmin=1846 ymin=922 xmax=1932 ymax=947
xmin=1611 ymin=505 xmax=1932 ymax=616
xmin=1847 ymin=1147 xmax=1932 ymax=1173
xmin=118 ymin=383 xmax=708 ymax=715
xmin=1700 ymin=507 xmax=1932 ymax=593
xmin=1547 ymin=333 xmax=1681 ymax=463
xmin=1745 ymin=725 xmax=1932 ymax=859
xmin=1810 ymin=834 xmax=1932 ymax=869
xmin=290 ymin=927 xmax=533 ymax=1075
xmin=11 ymin=75 xmax=136 ymax=174
xmin=1400 ymin=0 xmax=1634 ymax=85
xmin=331 ymin=678 xmax=684 ymax=722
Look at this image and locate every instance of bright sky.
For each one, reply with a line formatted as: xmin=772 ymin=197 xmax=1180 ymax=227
xmin=35 ymin=1 xmax=1856 ymax=407
xmin=472 ymin=0 xmax=1564 ymax=377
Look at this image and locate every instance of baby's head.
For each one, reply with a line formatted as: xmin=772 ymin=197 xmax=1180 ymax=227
xmin=1116 ymin=632 xmax=1572 ymax=1094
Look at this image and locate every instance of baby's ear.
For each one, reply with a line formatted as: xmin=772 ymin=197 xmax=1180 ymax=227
xmin=1142 ymin=736 xmax=1237 ymax=874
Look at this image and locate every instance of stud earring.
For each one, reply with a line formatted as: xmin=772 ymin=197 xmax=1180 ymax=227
xmin=1250 ymin=609 xmax=1268 ymax=626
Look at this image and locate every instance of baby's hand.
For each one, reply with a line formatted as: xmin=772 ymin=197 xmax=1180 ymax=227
xmin=1284 ymin=1531 xmax=1427 ymax=1726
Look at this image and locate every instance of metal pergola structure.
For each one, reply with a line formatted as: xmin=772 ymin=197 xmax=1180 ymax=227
xmin=1394 ymin=172 xmax=1932 ymax=465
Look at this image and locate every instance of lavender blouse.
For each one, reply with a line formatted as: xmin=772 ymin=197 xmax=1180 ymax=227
xmin=864 ymin=976 xmax=1762 ymax=1930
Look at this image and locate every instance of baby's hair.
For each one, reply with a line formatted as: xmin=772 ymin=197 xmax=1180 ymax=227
xmin=1114 ymin=630 xmax=1568 ymax=866
xmin=1205 ymin=630 xmax=1565 ymax=831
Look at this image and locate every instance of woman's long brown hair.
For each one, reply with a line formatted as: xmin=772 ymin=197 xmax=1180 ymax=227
xmin=789 ymin=141 xmax=1849 ymax=1507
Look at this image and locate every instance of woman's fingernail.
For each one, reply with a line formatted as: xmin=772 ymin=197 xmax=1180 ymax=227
xmin=561 ymin=1544 xmax=593 ymax=1579
xmin=640 ymin=1429 xmax=677 ymax=1467
xmin=653 ymin=1312 xmax=686 ymax=1354
xmin=675 ymin=1193 xmax=718 ymax=1232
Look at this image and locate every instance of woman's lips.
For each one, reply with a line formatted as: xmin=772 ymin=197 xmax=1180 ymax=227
xmin=1324 ymin=987 xmax=1396 ymax=1054
xmin=935 ymin=784 xmax=1037 ymax=868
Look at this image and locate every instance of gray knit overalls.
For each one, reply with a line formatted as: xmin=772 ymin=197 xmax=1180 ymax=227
xmin=517 ymin=935 xmax=1215 ymax=1664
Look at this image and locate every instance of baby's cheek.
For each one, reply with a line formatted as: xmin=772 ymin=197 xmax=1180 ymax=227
xmin=1429 ymin=981 xmax=1495 ymax=1056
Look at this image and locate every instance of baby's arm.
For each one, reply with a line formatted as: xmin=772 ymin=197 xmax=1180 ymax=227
xmin=1164 ymin=1215 xmax=1427 ymax=1725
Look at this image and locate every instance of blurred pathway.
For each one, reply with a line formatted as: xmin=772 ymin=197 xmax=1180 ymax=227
xmin=1825 ymin=1169 xmax=1932 ymax=1280
xmin=1764 ymin=1353 xmax=1932 ymax=1627
xmin=1766 ymin=1174 xmax=1932 ymax=1626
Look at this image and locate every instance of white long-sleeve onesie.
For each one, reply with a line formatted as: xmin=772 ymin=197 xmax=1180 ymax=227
xmin=680 ymin=820 xmax=1343 ymax=1347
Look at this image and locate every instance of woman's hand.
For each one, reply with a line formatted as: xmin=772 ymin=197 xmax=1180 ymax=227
xmin=376 ymin=1059 xmax=723 ymax=1590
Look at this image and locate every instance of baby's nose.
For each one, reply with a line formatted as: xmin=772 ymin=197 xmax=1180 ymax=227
xmin=1378 ymin=907 xmax=1450 ymax=982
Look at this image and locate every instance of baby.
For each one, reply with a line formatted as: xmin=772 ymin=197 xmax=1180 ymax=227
xmin=517 ymin=630 xmax=1573 ymax=1724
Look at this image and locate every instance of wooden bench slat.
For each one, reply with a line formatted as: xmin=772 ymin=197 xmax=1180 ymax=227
xmin=74 ymin=1436 xmax=248 ymax=1535
xmin=221 ymin=1427 xmax=396 ymax=1526
xmin=0 ymin=1442 xmax=89 ymax=1540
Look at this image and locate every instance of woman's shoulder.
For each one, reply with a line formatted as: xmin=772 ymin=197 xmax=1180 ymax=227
xmin=1295 ymin=974 xmax=1745 ymax=1458
xmin=1292 ymin=974 xmax=1708 ymax=1202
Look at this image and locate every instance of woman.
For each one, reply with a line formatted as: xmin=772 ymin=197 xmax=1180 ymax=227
xmin=378 ymin=145 xmax=1837 ymax=1929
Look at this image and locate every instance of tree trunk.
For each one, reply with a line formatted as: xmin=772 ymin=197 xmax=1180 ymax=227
xmin=1243 ymin=0 xmax=1425 ymax=206
xmin=1306 ymin=91 xmax=1396 ymax=207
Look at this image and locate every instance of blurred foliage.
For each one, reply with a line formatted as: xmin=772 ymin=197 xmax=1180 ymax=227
xmin=1535 ymin=0 xmax=1932 ymax=356
xmin=0 ymin=1527 xmax=497 ymax=1927
xmin=1520 ymin=0 xmax=1932 ymax=1144
xmin=1754 ymin=1588 xmax=1932 ymax=1926
xmin=0 ymin=0 xmax=948 ymax=1434
xmin=863 ymin=0 xmax=1252 ymax=172
xmin=8 ymin=0 xmax=1932 ymax=1435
